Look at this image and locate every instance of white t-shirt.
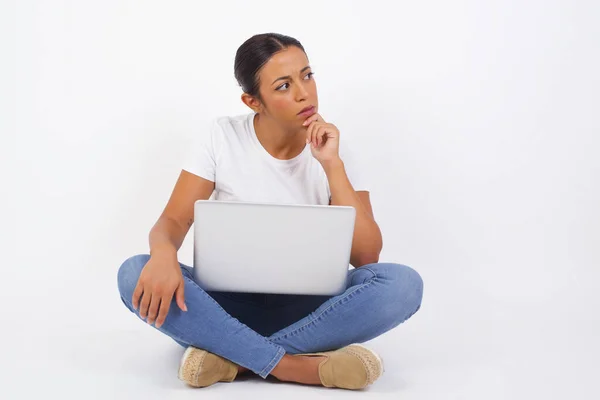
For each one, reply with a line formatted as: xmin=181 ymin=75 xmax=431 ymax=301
xmin=182 ymin=112 xmax=367 ymax=205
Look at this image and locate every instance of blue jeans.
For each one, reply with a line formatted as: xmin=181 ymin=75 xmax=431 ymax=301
xmin=117 ymin=254 xmax=423 ymax=379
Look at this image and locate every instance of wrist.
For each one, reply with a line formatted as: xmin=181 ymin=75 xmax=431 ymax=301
xmin=321 ymin=157 xmax=344 ymax=174
xmin=150 ymin=242 xmax=177 ymax=258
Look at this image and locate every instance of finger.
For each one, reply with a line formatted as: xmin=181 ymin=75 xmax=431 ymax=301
xmin=175 ymin=281 xmax=188 ymax=312
xmin=302 ymin=112 xmax=321 ymax=126
xmin=316 ymin=126 xmax=327 ymax=147
xmin=146 ymin=293 xmax=161 ymax=325
xmin=139 ymin=290 xmax=152 ymax=319
xmin=306 ymin=121 xmax=318 ymax=144
xmin=311 ymin=123 xmax=321 ymax=147
xmin=315 ymin=124 xmax=326 ymax=147
xmin=155 ymin=292 xmax=174 ymax=329
xmin=132 ymin=281 xmax=144 ymax=310
xmin=305 ymin=123 xmax=311 ymax=143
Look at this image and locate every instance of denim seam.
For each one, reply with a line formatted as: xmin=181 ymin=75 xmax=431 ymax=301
xmin=362 ymin=266 xmax=378 ymax=277
xmin=269 ymin=278 xmax=379 ymax=342
xmin=258 ymin=346 xmax=286 ymax=378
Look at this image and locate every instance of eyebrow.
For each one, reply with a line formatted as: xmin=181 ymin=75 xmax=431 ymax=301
xmin=271 ymin=66 xmax=311 ymax=85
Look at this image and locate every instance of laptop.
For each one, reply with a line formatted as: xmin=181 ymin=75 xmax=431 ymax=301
xmin=192 ymin=200 xmax=356 ymax=296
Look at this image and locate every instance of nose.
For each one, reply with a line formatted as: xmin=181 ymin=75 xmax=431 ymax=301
xmin=295 ymin=82 xmax=309 ymax=101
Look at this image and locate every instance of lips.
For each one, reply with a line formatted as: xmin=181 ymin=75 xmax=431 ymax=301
xmin=297 ymin=105 xmax=316 ymax=117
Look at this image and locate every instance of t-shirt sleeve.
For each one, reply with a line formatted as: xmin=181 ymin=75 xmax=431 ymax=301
xmin=181 ymin=119 xmax=221 ymax=182
xmin=338 ymin=139 xmax=369 ymax=192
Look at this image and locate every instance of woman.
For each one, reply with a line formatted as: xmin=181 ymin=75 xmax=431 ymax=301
xmin=117 ymin=33 xmax=424 ymax=390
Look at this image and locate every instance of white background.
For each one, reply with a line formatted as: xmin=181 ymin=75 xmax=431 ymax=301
xmin=2 ymin=0 xmax=599 ymax=399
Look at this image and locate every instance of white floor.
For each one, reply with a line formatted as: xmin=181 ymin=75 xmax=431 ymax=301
xmin=3 ymin=266 xmax=599 ymax=400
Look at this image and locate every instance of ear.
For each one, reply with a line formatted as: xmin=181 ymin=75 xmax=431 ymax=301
xmin=241 ymin=93 xmax=262 ymax=113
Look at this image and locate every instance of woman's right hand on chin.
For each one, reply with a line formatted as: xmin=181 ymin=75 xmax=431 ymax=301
xmin=131 ymin=249 xmax=187 ymax=329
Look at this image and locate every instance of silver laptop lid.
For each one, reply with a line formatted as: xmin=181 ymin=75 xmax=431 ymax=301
xmin=192 ymin=200 xmax=356 ymax=295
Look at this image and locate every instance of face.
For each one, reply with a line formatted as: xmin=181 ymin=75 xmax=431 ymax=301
xmin=244 ymin=46 xmax=318 ymax=129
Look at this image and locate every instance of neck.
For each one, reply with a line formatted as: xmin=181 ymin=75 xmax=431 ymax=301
xmin=254 ymin=113 xmax=306 ymax=160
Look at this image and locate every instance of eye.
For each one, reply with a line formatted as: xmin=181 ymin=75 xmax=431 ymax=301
xmin=304 ymin=72 xmax=315 ymax=80
xmin=276 ymin=82 xmax=290 ymax=91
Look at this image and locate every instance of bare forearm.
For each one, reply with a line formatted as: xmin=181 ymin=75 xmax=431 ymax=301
xmin=323 ymin=159 xmax=383 ymax=267
xmin=149 ymin=216 xmax=188 ymax=256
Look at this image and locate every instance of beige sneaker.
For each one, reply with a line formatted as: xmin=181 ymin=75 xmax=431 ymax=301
xmin=177 ymin=346 xmax=238 ymax=387
xmin=295 ymin=343 xmax=384 ymax=390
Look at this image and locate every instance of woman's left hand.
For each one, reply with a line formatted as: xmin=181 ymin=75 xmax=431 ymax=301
xmin=302 ymin=113 xmax=341 ymax=165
